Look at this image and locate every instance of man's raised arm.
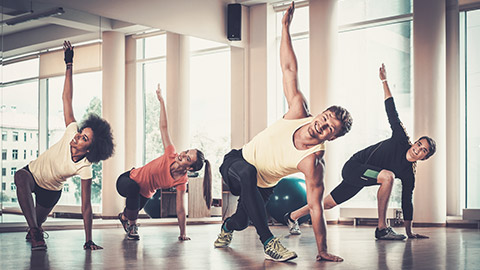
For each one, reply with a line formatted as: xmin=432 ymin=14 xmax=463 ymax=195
xmin=281 ymin=2 xmax=309 ymax=119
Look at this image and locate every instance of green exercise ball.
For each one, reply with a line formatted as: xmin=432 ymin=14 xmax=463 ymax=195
xmin=266 ymin=177 xmax=310 ymax=225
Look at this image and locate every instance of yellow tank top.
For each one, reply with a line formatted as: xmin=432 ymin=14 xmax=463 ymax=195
xmin=242 ymin=117 xmax=325 ymax=188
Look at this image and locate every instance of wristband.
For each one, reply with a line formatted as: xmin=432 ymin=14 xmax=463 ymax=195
xmin=381 ymin=79 xmax=387 ymax=83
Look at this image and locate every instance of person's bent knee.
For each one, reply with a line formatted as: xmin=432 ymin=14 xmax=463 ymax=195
xmin=14 ymin=170 xmax=34 ymax=188
xmin=378 ymin=170 xmax=395 ymax=185
xmin=323 ymin=195 xmax=338 ymax=210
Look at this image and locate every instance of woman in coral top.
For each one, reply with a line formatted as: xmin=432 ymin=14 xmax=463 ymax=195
xmin=116 ymin=84 xmax=212 ymax=241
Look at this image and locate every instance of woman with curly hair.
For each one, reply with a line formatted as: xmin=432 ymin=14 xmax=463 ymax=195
xmin=14 ymin=41 xmax=115 ymax=251
xmin=116 ymin=84 xmax=212 ymax=241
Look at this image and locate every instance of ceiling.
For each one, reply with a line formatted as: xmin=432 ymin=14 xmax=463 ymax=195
xmin=0 ymin=0 xmax=292 ymax=59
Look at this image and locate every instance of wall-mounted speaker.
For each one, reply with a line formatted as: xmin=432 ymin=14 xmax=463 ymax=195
xmin=227 ymin=3 xmax=241 ymax=41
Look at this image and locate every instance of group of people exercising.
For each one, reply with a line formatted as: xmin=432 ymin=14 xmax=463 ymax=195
xmin=14 ymin=2 xmax=435 ymax=262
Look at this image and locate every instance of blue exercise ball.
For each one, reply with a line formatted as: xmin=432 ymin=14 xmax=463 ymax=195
xmin=144 ymin=190 xmax=161 ymax=218
xmin=266 ymin=177 xmax=310 ymax=225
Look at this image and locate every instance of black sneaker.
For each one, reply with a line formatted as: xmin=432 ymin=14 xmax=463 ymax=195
xmin=375 ymin=227 xmax=406 ymax=240
xmin=127 ymin=223 xmax=140 ymax=240
xmin=26 ymin=228 xmax=48 ymax=242
xmin=118 ymin=213 xmax=129 ymax=233
xmin=283 ymin=212 xmax=301 ymax=235
xmin=29 ymin=227 xmax=47 ymax=250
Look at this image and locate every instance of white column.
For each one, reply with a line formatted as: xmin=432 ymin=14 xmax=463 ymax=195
xmin=309 ymin=0 xmax=340 ymax=221
xmin=125 ymin=36 xmax=137 ymax=169
xmin=446 ymin=0 xmax=461 ymax=216
xmin=166 ymin=32 xmax=190 ymax=151
xmin=231 ymin=46 xmax=248 ymax=148
xmin=101 ymin=31 xmax=126 ymax=217
xmin=413 ymin=0 xmax=447 ymax=224
xmin=248 ymin=4 xmax=274 ymax=140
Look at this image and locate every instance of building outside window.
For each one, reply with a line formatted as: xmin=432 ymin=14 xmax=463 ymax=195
xmin=2 ymin=150 xmax=6 ymax=160
xmin=12 ymin=150 xmax=18 ymax=160
xmin=12 ymin=132 xmax=18 ymax=141
xmin=2 ymin=131 xmax=7 ymax=141
xmin=2 ymin=168 xmax=6 ymax=176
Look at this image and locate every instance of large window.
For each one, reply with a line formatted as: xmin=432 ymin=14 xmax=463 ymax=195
xmin=137 ymin=34 xmax=167 ymax=164
xmin=337 ymin=21 xmax=412 ymax=209
xmin=462 ymin=9 xmax=480 ymax=209
xmin=189 ymin=37 xmax=231 ymax=198
xmin=272 ymin=2 xmax=412 ymax=209
xmin=0 ymin=75 xmax=39 ymax=210
xmin=47 ymin=71 xmax=103 ymax=206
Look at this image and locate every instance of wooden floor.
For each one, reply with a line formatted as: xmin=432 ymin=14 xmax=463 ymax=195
xmin=0 ymin=224 xmax=479 ymax=269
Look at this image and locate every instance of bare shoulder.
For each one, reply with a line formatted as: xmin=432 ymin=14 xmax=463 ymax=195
xmin=298 ymin=151 xmax=325 ymax=172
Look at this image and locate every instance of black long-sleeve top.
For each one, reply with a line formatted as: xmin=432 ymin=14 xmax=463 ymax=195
xmin=349 ymin=97 xmax=416 ymax=220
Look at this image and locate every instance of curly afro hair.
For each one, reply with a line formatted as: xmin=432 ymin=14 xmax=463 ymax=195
xmin=79 ymin=114 xmax=115 ymax=163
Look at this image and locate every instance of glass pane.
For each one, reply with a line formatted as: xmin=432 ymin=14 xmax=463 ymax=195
xmin=190 ymin=47 xmax=231 ymax=198
xmin=47 ymin=71 xmax=102 ymax=206
xmin=190 ymin=37 xmax=225 ymax=51
xmin=143 ymin=60 xmax=167 ymax=163
xmin=338 ymin=0 xmax=411 ymax=25
xmin=2 ymin=58 xmax=39 ymax=83
xmin=0 ymin=81 xmax=39 ymax=211
xmin=336 ymin=21 xmax=412 ymax=208
xmin=466 ymin=10 xmax=480 ymax=208
xmin=145 ymin=34 xmax=167 ymax=59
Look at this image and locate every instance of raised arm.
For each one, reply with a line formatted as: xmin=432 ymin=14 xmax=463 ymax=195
xmin=298 ymin=152 xmax=343 ymax=262
xmin=156 ymin=84 xmax=173 ymax=148
xmin=379 ymin=63 xmax=392 ymax=100
xmin=62 ymin=41 xmax=76 ymax=127
xmin=281 ymin=2 xmax=309 ymax=119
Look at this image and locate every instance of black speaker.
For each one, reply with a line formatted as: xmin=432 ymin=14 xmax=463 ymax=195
xmin=227 ymin=3 xmax=241 ymax=41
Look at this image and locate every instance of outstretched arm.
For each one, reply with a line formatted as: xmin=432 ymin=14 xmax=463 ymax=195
xmin=379 ymin=63 xmax=392 ymax=100
xmin=281 ymin=2 xmax=309 ymax=119
xmin=63 ymin=41 xmax=76 ymax=127
xmin=156 ymin=84 xmax=173 ymax=148
xmin=298 ymin=152 xmax=343 ymax=262
xmin=81 ymin=179 xmax=103 ymax=250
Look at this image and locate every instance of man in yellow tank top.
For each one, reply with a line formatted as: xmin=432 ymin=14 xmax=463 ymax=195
xmin=214 ymin=2 xmax=352 ymax=262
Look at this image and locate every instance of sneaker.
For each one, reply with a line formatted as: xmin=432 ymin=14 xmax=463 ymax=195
xmin=264 ymin=237 xmax=297 ymax=262
xmin=283 ymin=213 xmax=301 ymax=235
xmin=375 ymin=227 xmax=406 ymax=240
xmin=26 ymin=228 xmax=48 ymax=242
xmin=127 ymin=224 xmax=140 ymax=240
xmin=29 ymin=227 xmax=47 ymax=250
xmin=214 ymin=224 xmax=233 ymax=248
xmin=118 ymin=213 xmax=129 ymax=233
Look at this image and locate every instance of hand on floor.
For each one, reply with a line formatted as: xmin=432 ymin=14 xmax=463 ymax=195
xmin=407 ymin=233 xmax=429 ymax=239
xmin=317 ymin=251 xmax=344 ymax=262
xmin=84 ymin=240 xmax=103 ymax=250
xmin=178 ymin=235 xmax=191 ymax=241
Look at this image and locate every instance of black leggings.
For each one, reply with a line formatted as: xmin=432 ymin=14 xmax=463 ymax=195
xmin=22 ymin=165 xmax=62 ymax=208
xmin=116 ymin=171 xmax=149 ymax=220
xmin=330 ymin=159 xmax=382 ymax=205
xmin=220 ymin=149 xmax=274 ymax=244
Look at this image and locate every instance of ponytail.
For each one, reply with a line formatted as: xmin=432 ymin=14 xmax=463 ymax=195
xmin=202 ymin=160 xmax=212 ymax=209
xmin=192 ymin=149 xmax=212 ymax=209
